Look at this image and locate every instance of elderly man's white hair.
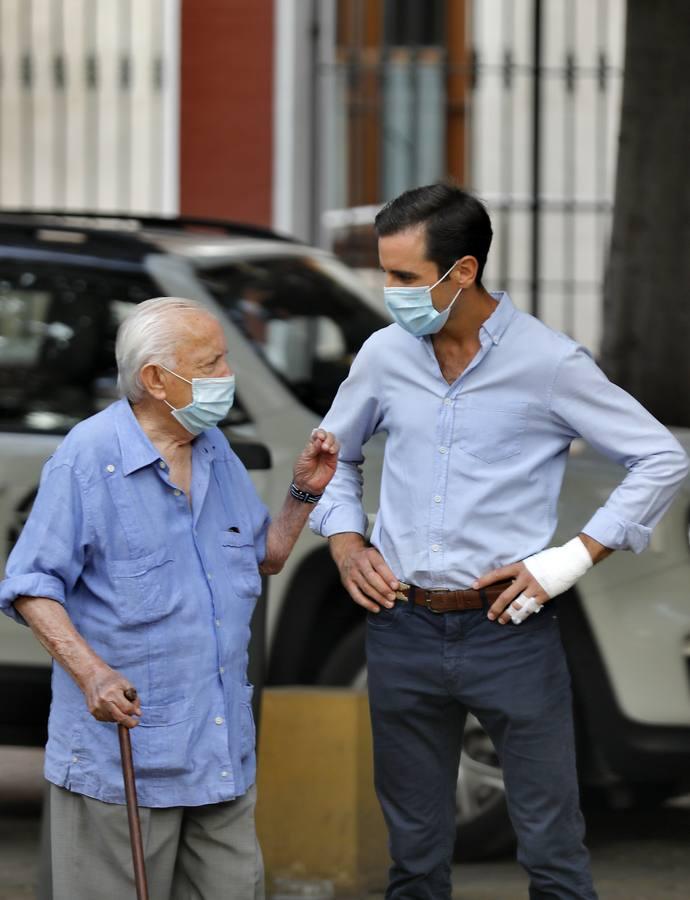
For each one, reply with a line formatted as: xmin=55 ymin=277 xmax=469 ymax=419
xmin=116 ymin=296 xmax=214 ymax=402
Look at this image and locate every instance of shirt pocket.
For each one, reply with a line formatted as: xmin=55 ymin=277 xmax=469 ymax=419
xmin=219 ymin=530 xmax=262 ymax=600
xmin=135 ymin=701 xmax=196 ymax=778
xmin=108 ymin=547 xmax=175 ymax=626
xmin=457 ymin=399 xmax=529 ymax=463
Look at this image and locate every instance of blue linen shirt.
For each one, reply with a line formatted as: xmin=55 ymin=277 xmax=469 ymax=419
xmin=0 ymin=399 xmax=270 ymax=807
xmin=310 ymin=293 xmax=688 ymax=587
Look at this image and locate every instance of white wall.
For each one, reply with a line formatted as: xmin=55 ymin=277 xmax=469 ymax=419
xmin=0 ymin=0 xmax=180 ymax=214
xmin=470 ymin=0 xmax=626 ymax=351
xmin=272 ymin=0 xmax=338 ymax=244
xmin=316 ymin=0 xmax=626 ymax=354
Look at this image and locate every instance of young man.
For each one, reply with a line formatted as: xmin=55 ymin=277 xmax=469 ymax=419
xmin=310 ymin=184 xmax=688 ymax=899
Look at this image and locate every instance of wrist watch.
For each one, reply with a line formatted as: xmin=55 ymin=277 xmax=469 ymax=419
xmin=289 ymin=482 xmax=323 ymax=504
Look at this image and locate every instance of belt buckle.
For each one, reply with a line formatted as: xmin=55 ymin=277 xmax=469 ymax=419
xmin=424 ymin=589 xmax=443 ymax=613
xmin=395 ymin=581 xmax=411 ymax=602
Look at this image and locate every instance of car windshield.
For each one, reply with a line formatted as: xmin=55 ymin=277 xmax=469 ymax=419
xmin=197 ymin=254 xmax=386 ymax=416
xmin=0 ymin=261 xmax=159 ymax=433
xmin=0 ymin=250 xmax=386 ymax=433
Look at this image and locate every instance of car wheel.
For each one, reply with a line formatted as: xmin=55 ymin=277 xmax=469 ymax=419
xmin=317 ymin=623 xmax=516 ymax=860
xmin=453 ymin=714 xmax=515 ymax=860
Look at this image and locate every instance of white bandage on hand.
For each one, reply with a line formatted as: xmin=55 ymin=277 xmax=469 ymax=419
xmin=507 ymin=595 xmax=542 ymax=624
xmin=523 ymin=537 xmax=593 ymax=599
xmin=507 ymin=538 xmax=593 ymax=625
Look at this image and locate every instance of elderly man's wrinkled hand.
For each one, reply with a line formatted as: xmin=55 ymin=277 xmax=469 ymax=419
xmin=84 ymin=666 xmax=142 ymax=728
xmin=292 ymin=428 xmax=340 ymax=495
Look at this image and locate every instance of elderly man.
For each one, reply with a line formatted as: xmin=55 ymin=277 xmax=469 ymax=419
xmin=0 ymin=296 xmax=339 ymax=900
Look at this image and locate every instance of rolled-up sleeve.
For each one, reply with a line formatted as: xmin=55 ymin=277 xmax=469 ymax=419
xmin=549 ymin=346 xmax=689 ymax=553
xmin=310 ymin=340 xmax=383 ymax=539
xmin=0 ymin=461 xmax=89 ymax=624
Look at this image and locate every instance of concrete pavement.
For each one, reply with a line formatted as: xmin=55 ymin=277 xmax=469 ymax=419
xmin=1 ymin=748 xmax=688 ymax=900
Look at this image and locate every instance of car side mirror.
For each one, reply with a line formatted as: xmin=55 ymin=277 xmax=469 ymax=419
xmin=222 ymin=431 xmax=272 ymax=471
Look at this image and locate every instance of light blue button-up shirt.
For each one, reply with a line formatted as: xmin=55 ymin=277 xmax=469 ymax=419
xmin=310 ymin=293 xmax=688 ymax=587
xmin=0 ymin=399 xmax=269 ymax=807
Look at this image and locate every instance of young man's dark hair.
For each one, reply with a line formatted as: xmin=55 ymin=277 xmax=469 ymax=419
xmin=374 ymin=182 xmax=494 ymax=285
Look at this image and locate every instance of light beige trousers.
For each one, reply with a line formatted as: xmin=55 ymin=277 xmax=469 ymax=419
xmin=47 ymin=783 xmax=264 ymax=900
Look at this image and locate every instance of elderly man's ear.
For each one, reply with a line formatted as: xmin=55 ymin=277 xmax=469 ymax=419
xmin=139 ymin=364 xmax=168 ymax=402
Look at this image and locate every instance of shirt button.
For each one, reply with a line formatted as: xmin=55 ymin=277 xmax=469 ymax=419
xmin=173 ymin=489 xmax=181 ymax=496
xmin=215 ymin=716 xmax=224 ymax=725
xmin=221 ymin=770 xmax=229 ymax=778
xmin=431 ymin=544 xmax=440 ymax=552
xmin=207 ymin=573 xmax=213 ymax=580
xmin=105 ymin=464 xmax=115 ymax=473
xmin=72 ymin=756 xmax=78 ymax=763
xmin=434 ymin=495 xmax=442 ymax=503
xmin=215 ymin=619 xmax=221 ymax=627
xmin=443 ymin=398 xmax=452 ymax=405
xmin=219 ymin=666 xmax=225 ymax=674
xmin=159 ymin=461 xmax=166 ymax=469
xmin=439 ymin=446 xmax=447 ymax=454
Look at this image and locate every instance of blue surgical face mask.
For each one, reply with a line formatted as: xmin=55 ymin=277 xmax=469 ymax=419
xmin=384 ymin=262 xmax=462 ymax=336
xmin=160 ymin=365 xmax=235 ymax=435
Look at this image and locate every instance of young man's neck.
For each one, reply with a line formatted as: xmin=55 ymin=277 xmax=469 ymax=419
xmin=438 ymin=284 xmax=498 ymax=344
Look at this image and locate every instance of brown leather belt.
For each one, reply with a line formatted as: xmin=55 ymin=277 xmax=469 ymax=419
xmin=398 ymin=579 xmax=513 ymax=613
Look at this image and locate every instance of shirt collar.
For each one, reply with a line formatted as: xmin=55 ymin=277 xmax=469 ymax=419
xmin=114 ymin=399 xmax=165 ymax=476
xmin=114 ymin=399 xmax=224 ymax=476
xmin=480 ymin=292 xmax=516 ymax=345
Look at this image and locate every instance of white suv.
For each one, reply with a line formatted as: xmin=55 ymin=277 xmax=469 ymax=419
xmin=1 ymin=212 xmax=689 ymax=859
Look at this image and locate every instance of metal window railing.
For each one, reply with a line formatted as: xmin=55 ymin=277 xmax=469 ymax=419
xmin=319 ymin=0 xmax=626 ymax=353
xmin=0 ymin=0 xmax=179 ymax=215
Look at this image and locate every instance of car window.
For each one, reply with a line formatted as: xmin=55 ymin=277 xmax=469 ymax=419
xmin=0 ymin=262 xmax=159 ymax=434
xmin=198 ymin=255 xmax=386 ymax=416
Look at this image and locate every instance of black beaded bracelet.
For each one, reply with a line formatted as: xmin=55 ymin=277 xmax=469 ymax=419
xmin=289 ymin=482 xmax=323 ymax=504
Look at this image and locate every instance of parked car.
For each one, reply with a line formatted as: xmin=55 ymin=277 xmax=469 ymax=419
xmin=1 ymin=211 xmax=689 ymax=860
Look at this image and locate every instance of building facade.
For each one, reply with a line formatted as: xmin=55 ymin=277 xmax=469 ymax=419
xmin=0 ymin=0 xmax=625 ymax=350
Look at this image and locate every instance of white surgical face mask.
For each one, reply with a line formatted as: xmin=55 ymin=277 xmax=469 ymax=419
xmin=384 ymin=262 xmax=462 ymax=336
xmin=160 ymin=365 xmax=235 ymax=436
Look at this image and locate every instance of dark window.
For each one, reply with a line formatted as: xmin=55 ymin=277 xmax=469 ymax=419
xmin=332 ymin=0 xmax=464 ymax=215
xmin=198 ymin=255 xmax=386 ymax=417
xmin=384 ymin=0 xmax=445 ymax=48
xmin=0 ymin=262 xmax=159 ymax=433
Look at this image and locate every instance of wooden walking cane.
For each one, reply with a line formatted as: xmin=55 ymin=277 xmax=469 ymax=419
xmin=119 ymin=687 xmax=149 ymax=900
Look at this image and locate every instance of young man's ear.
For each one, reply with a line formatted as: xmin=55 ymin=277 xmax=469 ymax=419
xmin=453 ymin=255 xmax=479 ymax=288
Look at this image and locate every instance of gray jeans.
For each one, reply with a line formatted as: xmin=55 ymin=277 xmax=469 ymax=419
xmin=45 ymin=782 xmax=264 ymax=900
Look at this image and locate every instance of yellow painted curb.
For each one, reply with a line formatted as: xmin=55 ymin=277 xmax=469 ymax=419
xmin=256 ymin=687 xmax=389 ymax=896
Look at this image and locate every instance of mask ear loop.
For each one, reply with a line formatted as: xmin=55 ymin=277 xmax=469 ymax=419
xmin=428 ymin=262 xmax=463 ymax=315
xmin=428 ymin=261 xmax=463 ymax=320
xmin=428 ymin=261 xmax=459 ymax=293
xmin=443 ymin=286 xmax=463 ymax=319
xmin=158 ymin=364 xmax=192 ymax=386
xmin=157 ymin=364 xmax=192 ymax=413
